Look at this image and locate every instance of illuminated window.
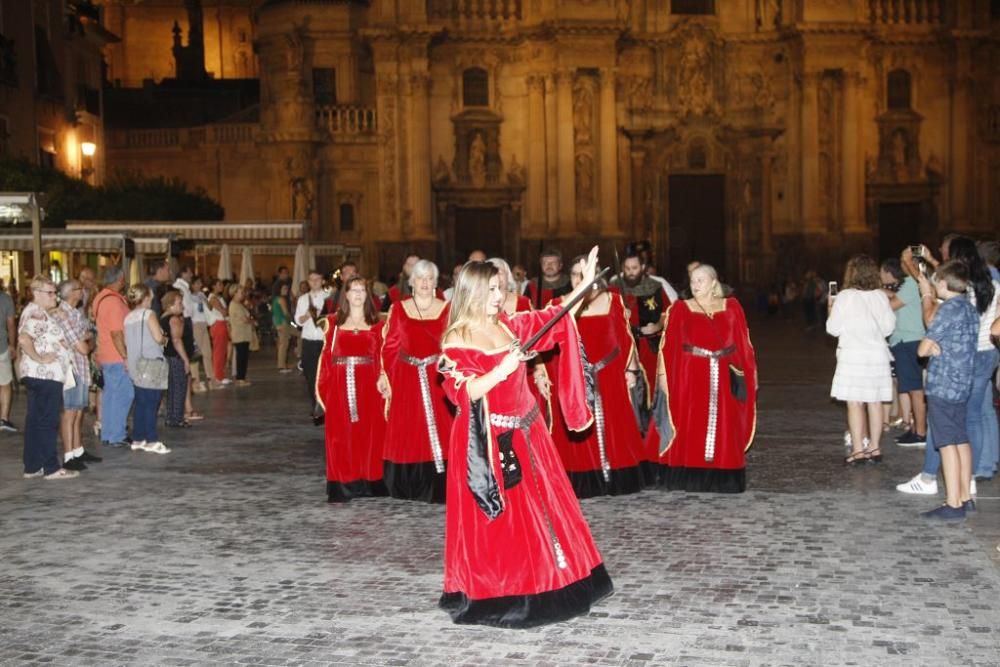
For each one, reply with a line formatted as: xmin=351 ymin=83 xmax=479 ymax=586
xmin=462 ymin=68 xmax=489 ymax=107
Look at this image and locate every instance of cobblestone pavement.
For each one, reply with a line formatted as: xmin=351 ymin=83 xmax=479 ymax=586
xmin=1 ymin=317 xmax=999 ymax=666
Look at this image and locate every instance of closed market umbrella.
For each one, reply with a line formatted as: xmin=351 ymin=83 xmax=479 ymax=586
xmin=218 ymin=244 xmax=234 ymax=281
xmin=239 ymin=246 xmax=254 ymax=286
xmin=291 ymin=243 xmax=307 ymax=297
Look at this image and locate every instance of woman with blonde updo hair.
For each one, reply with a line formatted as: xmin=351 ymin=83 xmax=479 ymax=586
xmin=436 ymin=247 xmax=613 ymax=628
xmin=124 ymin=284 xmax=170 ymax=453
xmin=656 ymin=263 xmax=758 ymax=492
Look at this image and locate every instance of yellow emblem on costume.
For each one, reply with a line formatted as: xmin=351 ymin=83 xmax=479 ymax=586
xmin=644 ymin=297 xmax=657 ymax=311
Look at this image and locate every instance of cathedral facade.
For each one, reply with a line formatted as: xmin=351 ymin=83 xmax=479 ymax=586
xmin=102 ymin=0 xmax=1000 ymax=285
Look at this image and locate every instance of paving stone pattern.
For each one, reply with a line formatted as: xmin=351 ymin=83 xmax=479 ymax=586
xmin=1 ymin=318 xmax=999 ymax=666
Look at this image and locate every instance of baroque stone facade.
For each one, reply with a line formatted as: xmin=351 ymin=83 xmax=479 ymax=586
xmin=103 ymin=0 xmax=1000 ymax=285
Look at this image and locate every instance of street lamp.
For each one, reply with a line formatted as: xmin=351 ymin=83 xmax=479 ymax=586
xmin=0 ymin=192 xmax=45 ymax=275
xmin=80 ymin=142 xmax=96 ymax=181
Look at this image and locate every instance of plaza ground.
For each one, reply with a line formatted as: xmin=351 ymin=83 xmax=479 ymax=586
xmin=1 ymin=316 xmax=998 ymax=666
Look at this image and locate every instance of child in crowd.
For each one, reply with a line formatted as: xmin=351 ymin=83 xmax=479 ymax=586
xmin=917 ymin=260 xmax=980 ymax=521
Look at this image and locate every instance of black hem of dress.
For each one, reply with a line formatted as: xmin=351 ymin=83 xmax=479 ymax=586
xmin=326 ymin=479 xmax=389 ymax=503
xmin=383 ymin=461 xmax=447 ymax=504
xmin=439 ymin=563 xmax=613 ymax=629
xmin=657 ymin=466 xmax=746 ymax=493
xmin=566 ymin=466 xmax=645 ymax=499
xmin=640 ymin=461 xmax=665 ymax=487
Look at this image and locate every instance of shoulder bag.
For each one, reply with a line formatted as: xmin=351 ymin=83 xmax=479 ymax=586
xmin=134 ymin=309 xmax=169 ymax=390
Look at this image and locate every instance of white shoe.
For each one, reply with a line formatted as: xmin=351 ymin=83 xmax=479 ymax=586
xmin=142 ymin=441 xmax=171 ymax=455
xmin=896 ymin=474 xmax=938 ymax=495
xmin=44 ymin=468 xmax=79 ymax=480
xmin=220 ymin=378 xmax=233 ymax=385
xmin=844 ymin=431 xmax=852 ymax=449
xmin=130 ymin=440 xmax=147 ymax=451
xmin=971 ymin=478 xmax=977 ymax=496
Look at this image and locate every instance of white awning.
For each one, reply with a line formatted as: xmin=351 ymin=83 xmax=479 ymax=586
xmin=193 ymin=244 xmax=362 ymax=257
xmin=0 ymin=231 xmax=130 ymax=253
xmin=66 ymin=220 xmax=307 ymax=242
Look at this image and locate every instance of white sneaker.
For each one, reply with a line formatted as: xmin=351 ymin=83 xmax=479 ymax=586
xmin=220 ymin=378 xmax=233 ymax=385
xmin=142 ymin=441 xmax=171 ymax=455
xmin=971 ymin=478 xmax=977 ymax=496
xmin=896 ymin=474 xmax=938 ymax=495
xmin=130 ymin=440 xmax=147 ymax=451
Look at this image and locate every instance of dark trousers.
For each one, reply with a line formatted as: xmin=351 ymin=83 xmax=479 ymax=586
xmin=234 ymin=342 xmax=249 ymax=380
xmin=166 ymin=356 xmax=187 ymax=426
xmin=133 ymin=386 xmax=162 ymax=443
xmin=23 ymin=377 xmax=63 ymax=475
xmin=301 ymin=339 xmax=323 ymax=412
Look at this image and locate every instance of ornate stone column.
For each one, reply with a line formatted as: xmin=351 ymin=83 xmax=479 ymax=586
xmin=950 ymin=43 xmax=972 ymax=229
xmin=598 ymin=67 xmax=619 ymax=236
xmin=841 ymin=71 xmax=863 ymax=232
xmin=629 ymin=144 xmax=646 ymax=242
xmin=526 ymin=73 xmax=548 ymax=234
xmin=409 ymin=69 xmax=433 ymax=238
xmin=800 ymin=72 xmax=822 ymax=232
xmin=374 ymin=63 xmax=400 ymax=235
xmin=544 ymin=74 xmax=559 ymax=234
xmin=555 ymin=68 xmax=576 ymax=234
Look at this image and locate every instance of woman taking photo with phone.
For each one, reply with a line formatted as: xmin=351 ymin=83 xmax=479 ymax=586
xmin=827 ymin=254 xmax=897 ymax=465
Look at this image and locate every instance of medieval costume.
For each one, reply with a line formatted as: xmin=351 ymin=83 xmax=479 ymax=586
xmin=550 ymin=293 xmax=645 ymax=498
xmin=380 ymin=300 xmax=453 ymax=503
xmin=610 ymin=275 xmax=669 ymax=484
xmin=657 ymin=298 xmax=757 ymax=493
xmin=437 ymin=308 xmax=613 ymax=628
xmin=380 ymin=281 xmax=444 ymax=313
xmin=316 ymin=317 xmax=388 ymax=502
xmin=525 ymin=274 xmax=572 ymax=310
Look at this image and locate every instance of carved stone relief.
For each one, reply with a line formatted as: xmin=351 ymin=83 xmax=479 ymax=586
xmin=675 ymin=31 xmax=719 ymax=118
xmin=573 ymin=74 xmax=597 ymax=208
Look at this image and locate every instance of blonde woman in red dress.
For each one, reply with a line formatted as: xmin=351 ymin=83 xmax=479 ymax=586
xmin=437 ymin=248 xmax=612 ymax=628
xmin=657 ymin=264 xmax=757 ymax=493
xmin=380 ymin=259 xmax=453 ymax=502
xmin=316 ymin=276 xmax=389 ymax=503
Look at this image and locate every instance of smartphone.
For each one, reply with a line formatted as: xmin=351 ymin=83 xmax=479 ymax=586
xmin=828 ymin=281 xmax=838 ymax=297
xmin=910 ymin=244 xmax=923 ymax=258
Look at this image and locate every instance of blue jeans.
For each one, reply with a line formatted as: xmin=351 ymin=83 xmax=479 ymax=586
xmin=101 ymin=362 xmax=134 ymax=443
xmin=23 ymin=377 xmax=63 ymax=475
xmin=133 ymin=387 xmax=161 ymax=444
xmin=969 ymin=349 xmax=1000 ymax=478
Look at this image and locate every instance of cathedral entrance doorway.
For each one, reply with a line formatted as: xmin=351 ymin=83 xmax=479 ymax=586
xmin=877 ymin=202 xmax=922 ymax=261
xmin=455 ymin=208 xmax=504 ymax=260
xmin=667 ymin=174 xmax=726 ymax=284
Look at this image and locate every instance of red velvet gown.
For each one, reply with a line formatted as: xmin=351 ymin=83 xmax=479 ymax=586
xmin=437 ymin=308 xmax=613 ymax=628
xmin=380 ymin=300 xmax=453 ymax=503
xmin=551 ymin=293 xmax=645 ymax=498
xmin=658 ymin=298 xmax=757 ymax=493
xmin=316 ymin=318 xmax=388 ymax=502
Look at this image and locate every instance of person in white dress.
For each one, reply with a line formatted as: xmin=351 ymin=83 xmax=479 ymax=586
xmin=827 ymin=255 xmax=897 ymax=465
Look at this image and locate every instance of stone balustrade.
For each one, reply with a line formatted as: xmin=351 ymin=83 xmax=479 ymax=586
xmin=315 ymin=105 xmax=377 ymax=136
xmin=108 ymin=123 xmax=259 ymax=149
xmin=427 ymin=0 xmax=522 ymax=26
xmin=869 ymin=0 xmax=947 ymax=25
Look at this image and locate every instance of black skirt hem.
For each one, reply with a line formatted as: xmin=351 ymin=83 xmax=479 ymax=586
xmin=640 ymin=461 xmax=665 ymax=487
xmin=439 ymin=563 xmax=613 ymax=629
xmin=326 ymin=479 xmax=389 ymax=503
xmin=383 ymin=460 xmax=447 ymax=504
xmin=658 ymin=465 xmax=746 ymax=493
xmin=566 ymin=466 xmax=645 ymax=499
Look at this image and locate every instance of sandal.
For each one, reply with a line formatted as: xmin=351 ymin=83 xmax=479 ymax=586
xmin=845 ymin=451 xmax=867 ymax=466
xmin=185 ymin=412 xmax=204 ymax=421
xmin=864 ymin=448 xmax=883 ymax=464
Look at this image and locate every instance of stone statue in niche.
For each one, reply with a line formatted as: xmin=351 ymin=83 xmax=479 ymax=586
xmin=507 ymin=154 xmax=525 ymax=187
xmin=291 ymin=177 xmax=314 ymax=221
xmin=573 ymin=78 xmax=594 ymax=146
xmin=678 ymin=36 xmax=715 ymax=117
xmin=433 ymin=155 xmax=452 ymax=186
xmin=469 ymin=132 xmax=487 ymax=188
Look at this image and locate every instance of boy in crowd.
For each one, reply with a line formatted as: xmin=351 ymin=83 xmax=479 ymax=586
xmin=917 ymin=260 xmax=979 ymax=521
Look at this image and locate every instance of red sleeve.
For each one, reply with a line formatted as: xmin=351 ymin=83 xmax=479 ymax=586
xmin=380 ymin=303 xmax=401 ymax=379
xmin=728 ymin=300 xmax=758 ymax=451
xmin=661 ymin=302 xmax=686 ymax=453
xmin=315 ymin=316 xmax=337 ymax=413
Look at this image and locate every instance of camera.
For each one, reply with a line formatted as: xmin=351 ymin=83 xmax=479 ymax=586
xmin=910 ymin=245 xmax=923 ymax=259
xmin=828 ymin=281 xmax=838 ymax=297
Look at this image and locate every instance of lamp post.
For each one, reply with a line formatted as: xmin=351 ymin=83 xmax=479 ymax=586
xmin=0 ymin=192 xmax=44 ymax=275
xmin=81 ymin=142 xmax=96 ymax=182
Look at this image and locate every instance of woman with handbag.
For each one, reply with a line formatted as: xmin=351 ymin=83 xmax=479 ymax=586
xmin=162 ymin=290 xmax=193 ymax=428
xmin=124 ymin=285 xmax=170 ymax=454
xmin=656 ymin=263 xmax=758 ymax=493
xmin=228 ymin=284 xmax=253 ymax=386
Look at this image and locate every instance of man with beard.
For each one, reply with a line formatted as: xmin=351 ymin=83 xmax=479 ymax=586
xmin=526 ymin=249 xmax=572 ymax=308
xmin=610 ymin=251 xmax=670 ymax=484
